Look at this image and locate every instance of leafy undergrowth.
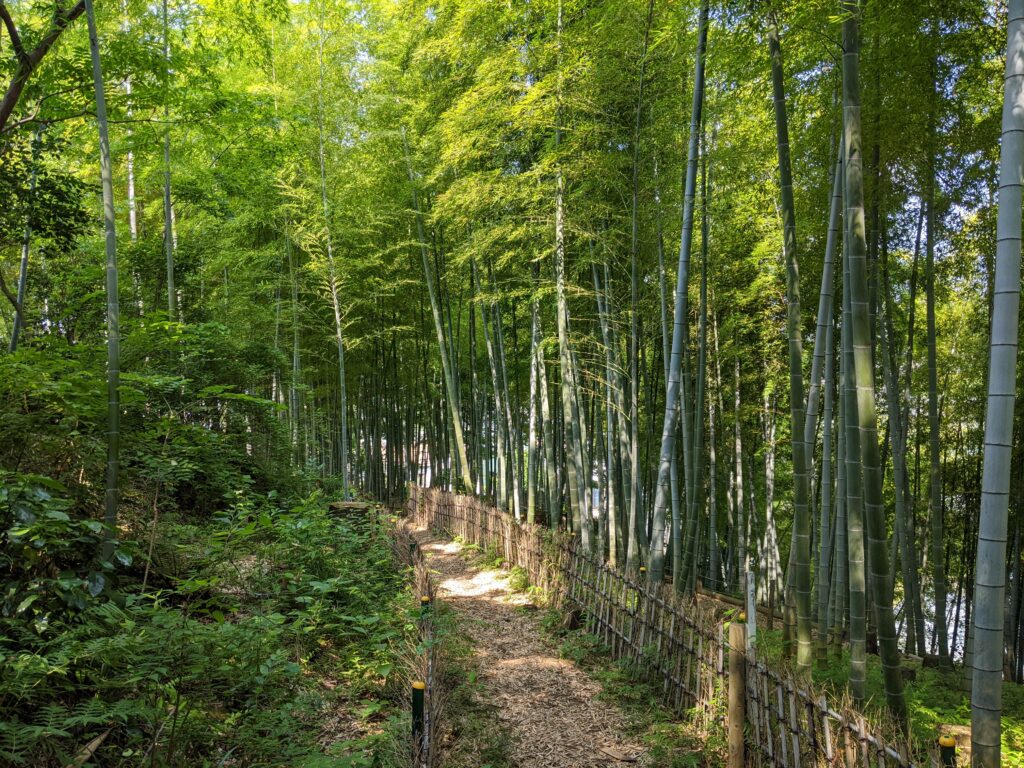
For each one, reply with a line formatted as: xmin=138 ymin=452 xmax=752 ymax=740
xmin=0 ymin=486 xmax=415 ymax=767
xmin=751 ymin=628 xmax=1024 ymax=766
xmin=541 ymin=611 xmax=727 ymax=767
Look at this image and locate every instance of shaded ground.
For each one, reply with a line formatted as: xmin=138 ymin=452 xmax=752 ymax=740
xmin=411 ymin=526 xmax=648 ymax=767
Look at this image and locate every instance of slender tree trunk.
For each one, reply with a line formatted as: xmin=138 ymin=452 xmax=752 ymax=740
xmin=655 ymin=154 xmax=683 ymax=583
xmin=595 ymin=264 xmax=621 ymax=564
xmin=316 ymin=9 xmax=350 ymax=496
xmin=708 ymin=350 xmax=720 ymax=590
xmin=766 ymin=12 xmax=813 ymax=675
xmin=403 ymin=130 xmax=472 ymax=492
xmin=842 ymin=4 xmax=906 ymax=726
xmin=536 ymin=315 xmax=559 ymax=525
xmin=735 ymin=355 xmax=751 ymax=621
xmin=162 ymin=0 xmax=175 ymax=320
xmin=816 ymin=314 xmax=835 ymax=665
xmin=881 ymin=228 xmax=923 ymax=655
xmin=903 ymin=209 xmax=927 ymax=656
xmin=647 ymin=0 xmax=708 ymax=583
xmin=555 ymin=214 xmax=588 ymax=542
xmin=842 ymin=176 xmax=867 ymax=703
xmin=494 ymin=291 xmax=523 ymax=519
xmin=85 ymin=0 xmax=120 ymax=557
xmin=478 ymin=263 xmax=509 ymax=512
xmin=760 ymin=395 xmax=783 ymax=602
xmin=288 ymin=239 xmax=303 ymax=465
xmin=833 ymin=342 xmax=849 ymax=656
xmin=971 ymin=3 xmax=1024 ymax=762
xmin=627 ymin=0 xmax=655 ymax=575
xmin=682 ymin=139 xmax=709 ymax=593
xmin=925 ymin=139 xmax=951 ymax=664
xmin=9 ymin=129 xmax=39 ymax=353
xmin=527 ymin=290 xmax=540 ymax=524
xmin=126 ymin=77 xmax=138 ymax=245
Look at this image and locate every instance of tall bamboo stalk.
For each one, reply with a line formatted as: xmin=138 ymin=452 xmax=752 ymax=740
xmin=9 ymin=129 xmax=39 ymax=352
xmin=971 ymin=2 xmax=1024 ymax=763
xmin=162 ymin=0 xmax=175 ymax=320
xmin=766 ymin=11 xmax=813 ymax=675
xmin=316 ymin=5 xmax=350 ymax=495
xmin=842 ymin=1 xmax=906 ymax=727
xmin=647 ymin=0 xmax=708 ymax=584
xmin=85 ymin=0 xmax=120 ymax=558
xmin=404 ymin=129 xmax=473 ymax=492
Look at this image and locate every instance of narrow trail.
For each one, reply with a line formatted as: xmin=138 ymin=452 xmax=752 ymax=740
xmin=411 ymin=525 xmax=649 ymax=768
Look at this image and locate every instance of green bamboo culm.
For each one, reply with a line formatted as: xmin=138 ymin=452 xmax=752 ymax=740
xmin=161 ymin=0 xmax=175 ymax=321
xmin=85 ymin=0 xmax=121 ymax=560
xmin=971 ymin=1 xmax=1024 ymax=764
xmin=647 ymin=0 xmax=708 ymax=586
xmin=840 ymin=0 xmax=906 ymax=731
xmin=766 ymin=10 xmax=813 ymax=678
xmin=815 ymin=141 xmax=843 ymax=666
xmin=9 ymin=129 xmax=40 ymax=353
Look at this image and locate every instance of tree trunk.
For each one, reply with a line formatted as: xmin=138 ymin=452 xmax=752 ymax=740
xmin=971 ymin=2 xmax=1024 ymax=763
xmin=842 ymin=169 xmax=867 ymax=703
xmin=162 ymin=0 xmax=175 ymax=320
xmin=842 ymin=3 xmax=906 ymax=727
xmin=647 ymin=0 xmax=708 ymax=583
xmin=925 ymin=135 xmax=951 ymax=664
xmin=9 ymin=129 xmax=38 ymax=352
xmin=317 ymin=9 xmax=349 ymax=496
xmin=816 ymin=313 xmax=835 ymax=665
xmin=766 ymin=11 xmax=813 ymax=676
xmin=85 ymin=0 xmax=120 ymax=558
xmin=527 ymin=289 xmax=540 ymax=524
xmin=404 ymin=130 xmax=473 ymax=492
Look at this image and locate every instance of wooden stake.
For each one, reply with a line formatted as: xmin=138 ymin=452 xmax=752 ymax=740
xmin=728 ymin=620 xmax=747 ymax=768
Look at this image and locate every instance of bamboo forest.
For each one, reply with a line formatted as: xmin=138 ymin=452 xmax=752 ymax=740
xmin=5 ymin=0 xmax=1024 ymax=765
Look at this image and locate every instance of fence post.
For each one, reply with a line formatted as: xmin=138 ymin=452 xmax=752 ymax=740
xmin=728 ymin=618 xmax=747 ymax=768
xmin=412 ymin=680 xmax=425 ymax=753
xmin=938 ymin=734 xmax=956 ymax=767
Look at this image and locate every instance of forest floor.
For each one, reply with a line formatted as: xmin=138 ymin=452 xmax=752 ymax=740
xmin=410 ymin=525 xmax=651 ymax=768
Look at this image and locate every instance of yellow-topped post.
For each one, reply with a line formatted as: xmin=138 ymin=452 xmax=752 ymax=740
xmin=412 ymin=680 xmax=426 ymax=746
xmin=938 ymin=734 xmax=956 ymax=767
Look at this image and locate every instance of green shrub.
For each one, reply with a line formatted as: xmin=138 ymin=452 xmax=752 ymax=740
xmin=0 ymin=493 xmax=407 ymax=766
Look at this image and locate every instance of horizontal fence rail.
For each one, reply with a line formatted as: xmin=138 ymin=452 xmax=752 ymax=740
xmin=404 ymin=485 xmax=918 ymax=768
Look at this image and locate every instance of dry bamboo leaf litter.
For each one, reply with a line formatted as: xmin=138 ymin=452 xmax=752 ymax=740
xmin=412 ymin=526 xmax=649 ymax=767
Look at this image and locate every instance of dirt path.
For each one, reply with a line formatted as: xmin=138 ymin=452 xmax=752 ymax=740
xmin=412 ymin=526 xmax=648 ymax=768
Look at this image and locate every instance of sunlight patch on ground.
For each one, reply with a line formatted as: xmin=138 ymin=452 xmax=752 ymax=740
xmin=410 ymin=524 xmax=649 ymax=767
xmin=438 ymin=569 xmax=509 ymax=599
xmin=492 ymin=654 xmax=569 ymax=671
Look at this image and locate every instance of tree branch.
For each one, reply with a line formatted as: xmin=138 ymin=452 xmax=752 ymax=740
xmin=0 ymin=0 xmax=86 ymax=136
xmin=0 ymin=266 xmax=21 ymax=313
xmin=0 ymin=2 xmax=26 ymax=62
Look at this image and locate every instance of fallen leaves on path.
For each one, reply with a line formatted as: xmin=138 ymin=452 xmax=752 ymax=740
xmin=413 ymin=527 xmax=648 ymax=767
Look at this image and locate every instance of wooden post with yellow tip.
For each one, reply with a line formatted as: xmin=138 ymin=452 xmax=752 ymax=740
xmin=938 ymin=734 xmax=955 ymax=767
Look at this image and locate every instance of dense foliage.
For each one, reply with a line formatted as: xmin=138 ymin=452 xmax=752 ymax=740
xmin=2 ymin=0 xmax=1024 ymax=763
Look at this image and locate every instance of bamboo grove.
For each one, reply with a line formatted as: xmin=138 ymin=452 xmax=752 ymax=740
xmin=2 ymin=0 xmax=1024 ymax=764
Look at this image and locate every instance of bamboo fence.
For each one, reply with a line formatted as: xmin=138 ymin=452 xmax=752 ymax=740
xmin=404 ymin=485 xmax=919 ymax=768
xmin=389 ymin=515 xmax=443 ymax=768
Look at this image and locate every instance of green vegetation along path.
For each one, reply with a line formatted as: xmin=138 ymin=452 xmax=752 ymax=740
xmin=411 ymin=526 xmax=648 ymax=767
